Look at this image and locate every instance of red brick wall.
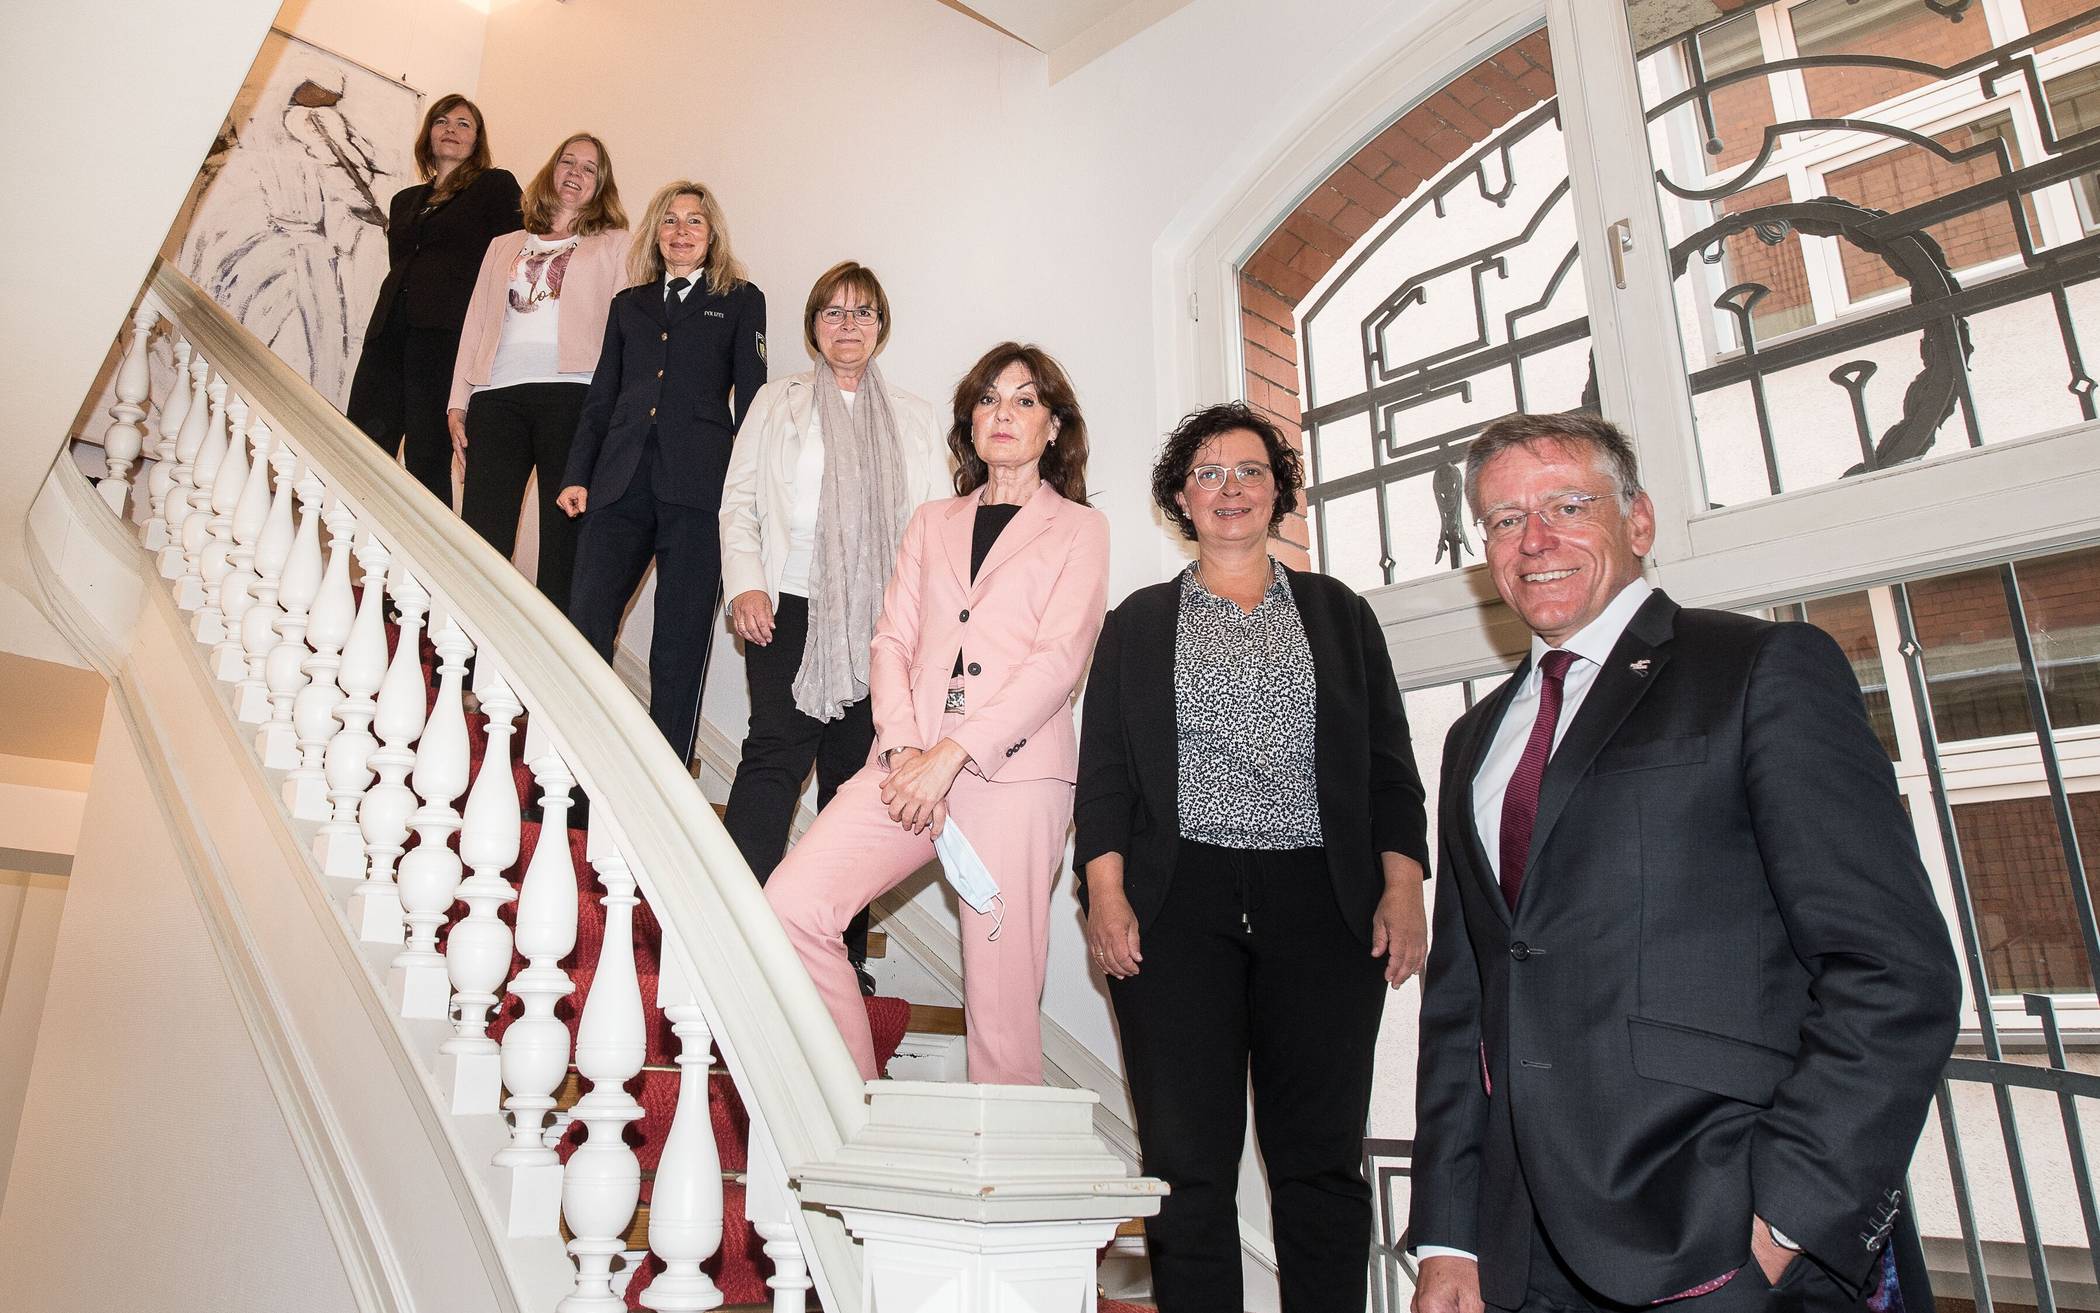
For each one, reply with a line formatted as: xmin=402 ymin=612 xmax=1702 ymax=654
xmin=1955 ymin=791 xmax=2100 ymax=992
xmin=1238 ymin=29 xmax=1556 ymax=568
xmin=1823 ymin=118 xmax=2031 ymax=299
xmin=1794 ymin=0 xmax=1991 ymax=118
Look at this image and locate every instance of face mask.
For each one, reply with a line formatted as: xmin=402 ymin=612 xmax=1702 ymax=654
xmin=933 ymin=819 xmax=1004 ymax=941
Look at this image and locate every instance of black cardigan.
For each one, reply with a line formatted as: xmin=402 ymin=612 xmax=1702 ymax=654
xmin=1073 ymin=565 xmax=1430 ymax=943
xmin=365 ymin=169 xmax=523 ymax=337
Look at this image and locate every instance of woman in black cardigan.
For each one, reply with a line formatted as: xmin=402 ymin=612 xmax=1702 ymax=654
xmin=346 ymin=93 xmax=522 ymax=505
xmin=1074 ymin=401 xmax=1430 ymax=1313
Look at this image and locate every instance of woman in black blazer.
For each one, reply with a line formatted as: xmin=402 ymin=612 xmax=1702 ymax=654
xmin=346 ymin=93 xmax=522 ymax=505
xmin=1074 ymin=401 xmax=1431 ymax=1313
xmin=556 ymin=180 xmax=766 ymax=764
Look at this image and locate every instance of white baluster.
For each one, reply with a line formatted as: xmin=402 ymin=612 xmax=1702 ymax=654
xmin=213 ymin=405 xmax=272 ymax=682
xmin=392 ymin=610 xmax=469 ymax=1020
xmin=559 ymin=829 xmax=647 ymax=1313
xmin=261 ymin=462 xmax=323 ymax=767
xmin=441 ymin=660 xmax=522 ymax=1113
xmin=236 ymin=427 xmax=295 ymax=719
xmin=143 ymin=336 xmax=189 ymax=551
xmin=161 ymin=354 xmax=210 ymax=581
xmin=180 ymin=376 xmax=231 ymax=616
xmin=289 ymin=493 xmax=355 ymax=818
xmin=747 ymin=1126 xmax=812 ymax=1313
xmin=639 ymin=960 xmax=725 ymax=1313
xmin=98 ymin=303 xmax=155 ymax=517
xmin=351 ymin=560 xmax=425 ymax=941
xmin=496 ymin=726 xmax=579 ymax=1236
xmin=321 ymin=533 xmax=389 ymax=882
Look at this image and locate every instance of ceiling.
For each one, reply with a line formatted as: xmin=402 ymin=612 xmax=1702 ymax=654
xmin=942 ymin=0 xmax=1194 ymax=75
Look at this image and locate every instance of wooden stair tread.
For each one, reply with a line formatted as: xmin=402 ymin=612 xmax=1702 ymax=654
xmin=906 ymin=1003 xmax=966 ymax=1035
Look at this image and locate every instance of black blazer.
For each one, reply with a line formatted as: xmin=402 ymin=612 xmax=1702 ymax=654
xmin=1409 ymin=590 xmax=1960 ymax=1308
xmin=1073 ymin=566 xmax=1429 ymax=942
xmin=365 ymin=169 xmax=522 ymax=337
xmin=562 ymin=278 xmax=768 ymax=511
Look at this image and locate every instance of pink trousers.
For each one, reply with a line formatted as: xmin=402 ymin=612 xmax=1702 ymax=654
xmin=765 ymin=757 xmax=1073 ymax=1085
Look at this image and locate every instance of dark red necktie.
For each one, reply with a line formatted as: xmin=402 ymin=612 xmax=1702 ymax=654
xmin=1499 ymin=648 xmax=1578 ymax=912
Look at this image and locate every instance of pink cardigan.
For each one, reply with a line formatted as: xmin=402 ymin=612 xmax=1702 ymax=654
xmin=447 ymin=226 xmax=632 ymax=413
xmin=869 ymin=482 xmax=1110 ymax=785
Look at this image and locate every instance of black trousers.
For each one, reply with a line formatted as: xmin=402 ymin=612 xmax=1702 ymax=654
xmin=460 ymin=381 xmax=589 ymax=613
xmin=721 ymin=593 xmax=876 ymax=960
xmin=1107 ymin=839 xmax=1387 ymax=1313
xmin=346 ymin=313 xmax=457 ymax=506
xmin=566 ymin=432 xmax=720 ymax=764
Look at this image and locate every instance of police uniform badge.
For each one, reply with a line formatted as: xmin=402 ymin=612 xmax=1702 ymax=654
xmin=756 ymin=331 xmax=767 ymax=363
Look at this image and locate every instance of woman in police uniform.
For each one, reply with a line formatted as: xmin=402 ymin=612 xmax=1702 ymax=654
xmin=557 ymin=180 xmax=766 ymax=762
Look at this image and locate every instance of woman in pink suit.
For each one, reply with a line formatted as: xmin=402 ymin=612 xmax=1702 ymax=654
xmin=766 ymin=342 xmax=1108 ymax=1085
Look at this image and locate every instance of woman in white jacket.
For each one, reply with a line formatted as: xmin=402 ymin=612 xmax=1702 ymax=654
xmin=718 ymin=261 xmax=950 ymax=992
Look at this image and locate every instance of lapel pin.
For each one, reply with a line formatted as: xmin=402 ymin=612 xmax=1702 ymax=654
xmin=1628 ymin=658 xmax=1651 ymax=676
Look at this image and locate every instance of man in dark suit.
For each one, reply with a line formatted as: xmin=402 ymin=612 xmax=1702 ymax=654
xmin=1411 ymin=411 xmax=1960 ymax=1313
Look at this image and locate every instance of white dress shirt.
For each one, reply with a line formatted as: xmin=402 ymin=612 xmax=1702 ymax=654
xmin=778 ymin=390 xmax=853 ymax=595
xmin=664 ymin=269 xmax=701 ymax=302
xmin=1414 ymin=575 xmax=1654 ymax=1268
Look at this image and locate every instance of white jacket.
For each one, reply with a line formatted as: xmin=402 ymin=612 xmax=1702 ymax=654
xmin=719 ymin=369 xmax=954 ymax=604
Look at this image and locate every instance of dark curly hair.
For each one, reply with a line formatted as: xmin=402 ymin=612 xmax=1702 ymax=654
xmin=1150 ymin=401 xmax=1303 ymax=542
xmin=948 ymin=343 xmax=1090 ymax=504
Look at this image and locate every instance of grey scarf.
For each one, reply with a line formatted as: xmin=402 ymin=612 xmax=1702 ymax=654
xmin=793 ymin=361 xmax=910 ymax=720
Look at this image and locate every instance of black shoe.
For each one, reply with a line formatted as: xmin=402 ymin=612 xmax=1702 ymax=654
xmin=852 ymin=958 xmax=877 ymax=997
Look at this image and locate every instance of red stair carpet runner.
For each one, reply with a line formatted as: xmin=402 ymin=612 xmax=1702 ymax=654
xmin=395 ymin=618 xmax=910 ymax=1307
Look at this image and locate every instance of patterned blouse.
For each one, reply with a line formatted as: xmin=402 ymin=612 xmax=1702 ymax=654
xmin=1174 ymin=557 xmax=1323 ymax=848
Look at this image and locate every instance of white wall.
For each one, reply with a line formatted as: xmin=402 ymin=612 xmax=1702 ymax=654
xmin=273 ymin=0 xmax=488 ymax=100
xmin=473 ymin=0 xmax=1436 ymax=1128
xmin=0 ymin=702 xmax=359 ymax=1313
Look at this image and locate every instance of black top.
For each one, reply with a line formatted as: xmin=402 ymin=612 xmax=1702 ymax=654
xmin=1075 ymin=564 xmax=1429 ymax=944
xmin=562 ymin=277 xmax=769 ymax=511
xmin=951 ymin=502 xmax=1023 ymax=677
xmin=366 ymin=169 xmax=523 ymax=338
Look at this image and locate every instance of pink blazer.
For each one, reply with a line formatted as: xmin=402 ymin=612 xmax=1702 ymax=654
xmin=869 ymin=482 xmax=1110 ymax=785
xmin=447 ymin=227 xmax=632 ymax=412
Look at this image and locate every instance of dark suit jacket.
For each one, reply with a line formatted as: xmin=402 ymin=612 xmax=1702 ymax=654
xmin=1073 ymin=566 xmax=1430 ymax=941
xmin=366 ymin=170 xmax=522 ymax=337
xmin=1409 ymin=590 xmax=1960 ymax=1308
xmin=562 ymin=278 xmax=768 ymax=510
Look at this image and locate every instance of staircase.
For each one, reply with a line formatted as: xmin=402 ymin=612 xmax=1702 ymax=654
xmin=31 ymin=260 xmax=1161 ymax=1311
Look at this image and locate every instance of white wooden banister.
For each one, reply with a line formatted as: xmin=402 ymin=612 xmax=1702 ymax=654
xmin=143 ymin=336 xmax=191 ymax=551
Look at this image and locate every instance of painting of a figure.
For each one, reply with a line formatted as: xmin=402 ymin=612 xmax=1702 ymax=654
xmin=175 ymin=30 xmax=420 ymax=408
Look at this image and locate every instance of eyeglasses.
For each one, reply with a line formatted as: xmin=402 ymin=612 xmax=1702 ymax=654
xmin=1190 ymin=462 xmax=1273 ymax=491
xmin=1475 ymin=491 xmax=1620 ymax=543
xmin=818 ymin=307 xmax=880 ymax=326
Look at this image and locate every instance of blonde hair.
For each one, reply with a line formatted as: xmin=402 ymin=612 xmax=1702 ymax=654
xmin=627 ymin=180 xmax=747 ymax=295
xmin=520 ymin=132 xmax=627 ymax=237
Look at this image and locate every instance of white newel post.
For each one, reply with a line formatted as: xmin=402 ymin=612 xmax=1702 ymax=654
xmin=392 ymin=609 xmax=469 ymax=1019
xmin=560 ymin=827 xmax=647 ymax=1313
xmin=188 ymin=378 xmax=237 ymax=625
xmin=98 ymin=302 xmax=155 ymax=516
xmin=441 ymin=660 xmax=522 ymax=1113
xmin=639 ymin=956 xmax=725 ymax=1313
xmin=290 ymin=493 xmax=356 ymax=817
xmin=237 ymin=427 xmax=295 ymax=721
xmin=263 ymin=464 xmax=323 ymax=768
xmin=795 ymin=1083 xmax=1168 ymax=1313
xmin=319 ymin=532 xmax=389 ymax=877
xmin=352 ymin=559 xmax=426 ymax=940
xmin=162 ymin=354 xmax=211 ymax=582
xmin=144 ymin=336 xmax=191 ymax=551
xmin=496 ymin=724 xmax=579 ymax=1237
xmin=747 ymin=1124 xmax=812 ymax=1313
xmin=213 ymin=403 xmax=272 ymax=683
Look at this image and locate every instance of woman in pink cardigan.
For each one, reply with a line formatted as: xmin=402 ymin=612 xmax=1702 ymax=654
xmin=766 ymin=342 xmax=1109 ymax=1085
xmin=447 ymin=132 xmax=629 ymax=610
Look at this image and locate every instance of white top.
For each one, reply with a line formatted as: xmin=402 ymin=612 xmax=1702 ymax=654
xmin=1416 ymin=574 xmax=1656 ymax=1267
xmin=483 ymin=232 xmax=593 ymax=393
xmin=664 ymin=269 xmax=701 ymax=301
xmin=778 ymin=390 xmax=853 ymax=596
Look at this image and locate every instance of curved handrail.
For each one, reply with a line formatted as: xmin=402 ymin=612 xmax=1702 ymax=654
xmin=145 ymin=258 xmax=869 ymax=1298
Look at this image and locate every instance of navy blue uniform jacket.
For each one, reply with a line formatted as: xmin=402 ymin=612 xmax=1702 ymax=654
xmin=563 ymin=277 xmax=768 ymax=509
